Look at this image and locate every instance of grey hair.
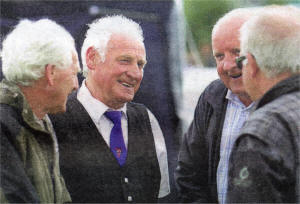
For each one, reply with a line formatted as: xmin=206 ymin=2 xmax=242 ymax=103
xmin=240 ymin=5 xmax=300 ymax=78
xmin=1 ymin=18 xmax=77 ymax=86
xmin=212 ymin=7 xmax=260 ymax=41
xmin=81 ymin=15 xmax=144 ymax=77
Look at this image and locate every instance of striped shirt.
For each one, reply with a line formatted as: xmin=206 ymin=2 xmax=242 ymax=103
xmin=217 ymin=90 xmax=255 ymax=204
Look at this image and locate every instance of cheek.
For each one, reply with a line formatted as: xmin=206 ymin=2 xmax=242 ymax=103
xmin=242 ymin=71 xmax=250 ymax=86
xmin=217 ymin=65 xmax=227 ymax=81
xmin=216 ymin=63 xmax=225 ymax=75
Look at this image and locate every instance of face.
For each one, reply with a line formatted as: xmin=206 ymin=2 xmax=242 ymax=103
xmin=50 ymin=53 xmax=79 ymax=113
xmin=242 ymin=54 xmax=259 ymax=101
xmin=212 ymin=18 xmax=247 ymax=96
xmin=88 ymin=34 xmax=146 ymax=109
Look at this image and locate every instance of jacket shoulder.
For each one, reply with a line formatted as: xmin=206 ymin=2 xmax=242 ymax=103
xmin=203 ymin=79 xmax=227 ymax=99
xmin=195 ymin=79 xmax=227 ymax=109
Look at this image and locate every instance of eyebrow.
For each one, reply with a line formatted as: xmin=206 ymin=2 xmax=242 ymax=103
xmin=231 ymin=48 xmax=240 ymax=53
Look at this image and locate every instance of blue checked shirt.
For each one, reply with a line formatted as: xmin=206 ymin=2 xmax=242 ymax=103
xmin=217 ymin=90 xmax=255 ymax=204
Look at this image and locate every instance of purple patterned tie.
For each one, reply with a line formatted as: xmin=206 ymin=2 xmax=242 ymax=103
xmin=104 ymin=111 xmax=127 ymax=166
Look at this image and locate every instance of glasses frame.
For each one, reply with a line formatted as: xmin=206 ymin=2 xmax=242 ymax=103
xmin=235 ymin=56 xmax=246 ymax=69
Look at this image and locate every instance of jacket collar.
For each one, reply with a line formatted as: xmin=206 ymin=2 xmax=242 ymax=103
xmin=206 ymin=79 xmax=228 ymax=110
xmin=256 ymin=74 xmax=300 ymax=109
xmin=0 ymin=79 xmax=51 ymax=133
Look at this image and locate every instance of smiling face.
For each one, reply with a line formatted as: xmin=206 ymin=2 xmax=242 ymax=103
xmin=87 ymin=34 xmax=146 ymax=109
xmin=212 ymin=18 xmax=247 ymax=96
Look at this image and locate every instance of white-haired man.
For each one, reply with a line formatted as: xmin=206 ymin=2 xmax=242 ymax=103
xmin=227 ymin=5 xmax=300 ymax=203
xmin=175 ymin=8 xmax=259 ymax=203
xmin=50 ymin=15 xmax=170 ymax=203
xmin=0 ymin=19 xmax=79 ymax=202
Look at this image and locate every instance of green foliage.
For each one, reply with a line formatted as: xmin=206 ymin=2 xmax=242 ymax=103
xmin=184 ymin=0 xmax=233 ymax=48
xmin=184 ymin=0 xmax=296 ymax=66
xmin=264 ymin=0 xmax=293 ymax=4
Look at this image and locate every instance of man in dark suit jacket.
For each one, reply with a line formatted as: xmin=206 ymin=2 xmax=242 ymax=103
xmin=50 ymin=15 xmax=169 ymax=203
xmin=175 ymin=8 xmax=259 ymax=203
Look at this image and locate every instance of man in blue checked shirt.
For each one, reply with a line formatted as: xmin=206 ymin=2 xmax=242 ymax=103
xmin=175 ymin=7 xmax=260 ymax=203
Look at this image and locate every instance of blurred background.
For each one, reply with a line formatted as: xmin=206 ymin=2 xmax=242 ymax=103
xmin=1 ymin=0 xmax=299 ymax=202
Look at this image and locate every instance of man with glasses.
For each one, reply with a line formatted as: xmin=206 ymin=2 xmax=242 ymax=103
xmin=175 ymin=8 xmax=258 ymax=203
xmin=227 ymin=5 xmax=300 ymax=203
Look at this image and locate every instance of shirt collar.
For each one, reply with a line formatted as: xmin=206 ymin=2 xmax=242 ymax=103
xmin=226 ymin=89 xmax=255 ymax=111
xmin=77 ymin=80 xmax=127 ymax=122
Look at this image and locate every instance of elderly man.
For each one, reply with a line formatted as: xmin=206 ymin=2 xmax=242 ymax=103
xmin=50 ymin=15 xmax=170 ymax=203
xmin=227 ymin=5 xmax=300 ymax=203
xmin=175 ymin=8 xmax=259 ymax=203
xmin=0 ymin=19 xmax=79 ymax=202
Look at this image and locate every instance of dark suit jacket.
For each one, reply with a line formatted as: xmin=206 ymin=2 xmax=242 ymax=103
xmin=175 ymin=79 xmax=228 ymax=202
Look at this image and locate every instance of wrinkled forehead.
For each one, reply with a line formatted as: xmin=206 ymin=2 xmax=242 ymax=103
xmin=108 ymin=34 xmax=144 ymax=48
xmin=212 ymin=18 xmax=248 ymax=50
xmin=107 ymin=34 xmax=146 ymax=58
xmin=213 ymin=17 xmax=246 ymax=39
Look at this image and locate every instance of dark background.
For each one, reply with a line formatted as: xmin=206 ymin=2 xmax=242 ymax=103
xmin=1 ymin=0 xmax=184 ymax=202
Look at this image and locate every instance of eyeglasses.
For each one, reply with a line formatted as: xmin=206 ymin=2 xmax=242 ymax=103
xmin=235 ymin=56 xmax=246 ymax=69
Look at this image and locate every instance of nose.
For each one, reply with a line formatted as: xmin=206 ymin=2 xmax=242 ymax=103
xmin=126 ymin=65 xmax=143 ymax=81
xmin=73 ymin=74 xmax=79 ymax=90
xmin=223 ymin=55 xmax=237 ymax=72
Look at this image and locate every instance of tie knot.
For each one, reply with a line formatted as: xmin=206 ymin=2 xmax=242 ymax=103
xmin=104 ymin=111 xmax=122 ymax=124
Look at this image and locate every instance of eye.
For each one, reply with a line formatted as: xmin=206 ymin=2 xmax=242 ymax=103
xmin=137 ymin=62 xmax=145 ymax=69
xmin=214 ymin=53 xmax=224 ymax=61
xmin=232 ymin=48 xmax=240 ymax=56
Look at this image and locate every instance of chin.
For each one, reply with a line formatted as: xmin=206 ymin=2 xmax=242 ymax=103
xmin=120 ymin=93 xmax=135 ymax=101
xmin=50 ymin=104 xmax=67 ymax=114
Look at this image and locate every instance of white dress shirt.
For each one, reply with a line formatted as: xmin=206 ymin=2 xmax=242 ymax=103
xmin=77 ymin=80 xmax=170 ymax=198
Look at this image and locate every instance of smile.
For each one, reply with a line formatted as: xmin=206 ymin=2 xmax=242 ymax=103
xmin=119 ymin=81 xmax=134 ymax=88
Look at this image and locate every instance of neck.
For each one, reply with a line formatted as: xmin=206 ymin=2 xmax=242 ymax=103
xmin=237 ymin=92 xmax=253 ymax=107
xmin=19 ymin=85 xmax=48 ymax=119
xmin=253 ymin=72 xmax=293 ymax=101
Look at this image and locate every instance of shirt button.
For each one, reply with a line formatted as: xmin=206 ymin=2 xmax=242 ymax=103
xmin=124 ymin=177 xmax=128 ymax=183
xmin=128 ymin=196 xmax=133 ymax=202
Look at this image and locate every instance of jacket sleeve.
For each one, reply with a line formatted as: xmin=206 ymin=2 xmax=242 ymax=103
xmin=227 ymin=121 xmax=296 ymax=203
xmin=175 ymin=93 xmax=211 ymax=203
xmin=0 ymin=122 xmax=40 ymax=203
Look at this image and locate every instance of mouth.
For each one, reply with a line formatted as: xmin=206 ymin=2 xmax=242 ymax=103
xmin=119 ymin=81 xmax=134 ymax=88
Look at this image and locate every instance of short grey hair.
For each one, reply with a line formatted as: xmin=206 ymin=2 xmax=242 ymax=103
xmin=81 ymin=15 xmax=144 ymax=77
xmin=212 ymin=7 xmax=259 ymax=41
xmin=1 ymin=18 xmax=77 ymax=86
xmin=240 ymin=5 xmax=300 ymax=78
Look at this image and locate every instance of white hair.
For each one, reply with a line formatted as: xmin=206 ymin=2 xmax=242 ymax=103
xmin=1 ymin=18 xmax=76 ymax=86
xmin=81 ymin=15 xmax=144 ymax=77
xmin=212 ymin=7 xmax=259 ymax=40
xmin=240 ymin=5 xmax=300 ymax=78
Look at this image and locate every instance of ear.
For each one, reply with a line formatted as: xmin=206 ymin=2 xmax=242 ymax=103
xmin=86 ymin=46 xmax=100 ymax=70
xmin=45 ymin=64 xmax=55 ymax=86
xmin=247 ymin=53 xmax=259 ymax=78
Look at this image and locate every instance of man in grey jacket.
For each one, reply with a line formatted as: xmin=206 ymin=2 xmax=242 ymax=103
xmin=227 ymin=5 xmax=300 ymax=203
